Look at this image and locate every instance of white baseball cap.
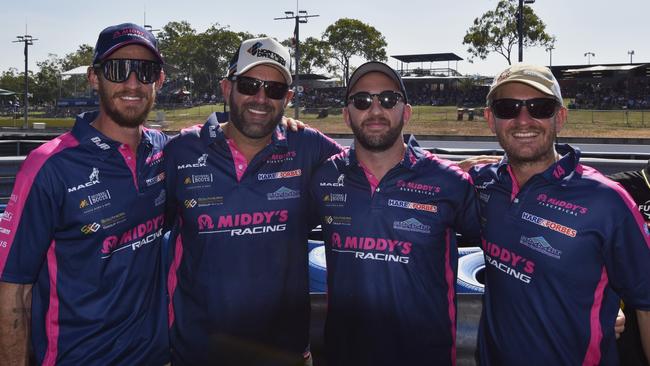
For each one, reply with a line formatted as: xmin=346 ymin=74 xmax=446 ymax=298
xmin=227 ymin=37 xmax=292 ymax=85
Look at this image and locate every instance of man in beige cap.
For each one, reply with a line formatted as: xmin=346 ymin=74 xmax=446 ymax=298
xmin=467 ymin=64 xmax=650 ymax=365
xmin=163 ymin=36 xmax=340 ymax=366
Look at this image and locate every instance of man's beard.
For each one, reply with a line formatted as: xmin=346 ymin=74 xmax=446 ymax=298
xmin=97 ymin=81 xmax=155 ymax=128
xmin=349 ymin=116 xmax=404 ymax=152
xmin=229 ymin=93 xmax=284 ymax=139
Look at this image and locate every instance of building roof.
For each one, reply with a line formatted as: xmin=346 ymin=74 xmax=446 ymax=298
xmin=391 ymin=53 xmax=463 ymax=63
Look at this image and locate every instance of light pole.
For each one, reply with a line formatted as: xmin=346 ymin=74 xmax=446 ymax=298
xmin=13 ymin=34 xmax=37 ymax=129
xmin=274 ymin=8 xmax=319 ymax=119
xmin=584 ymin=52 xmax=595 ymax=65
xmin=546 ymin=45 xmax=554 ymax=66
xmin=517 ymin=0 xmax=536 ymax=62
xmin=628 ymin=50 xmax=635 ymax=64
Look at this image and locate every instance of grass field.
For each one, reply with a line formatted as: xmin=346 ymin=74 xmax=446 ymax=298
xmin=1 ymin=104 xmax=649 ymax=138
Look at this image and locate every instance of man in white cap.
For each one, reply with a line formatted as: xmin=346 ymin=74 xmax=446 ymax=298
xmin=163 ymin=37 xmax=341 ymax=365
xmin=469 ymin=64 xmax=650 ymax=365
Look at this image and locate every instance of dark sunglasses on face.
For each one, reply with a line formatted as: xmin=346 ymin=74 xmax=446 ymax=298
xmin=348 ymin=91 xmax=404 ymax=110
xmin=230 ymin=76 xmax=289 ymax=100
xmin=490 ymin=98 xmax=560 ymax=120
xmin=93 ymin=59 xmax=162 ymax=84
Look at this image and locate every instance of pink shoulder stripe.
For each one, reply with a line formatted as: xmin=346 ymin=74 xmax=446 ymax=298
xmin=582 ymin=267 xmax=608 ymax=366
xmin=444 ymin=228 xmax=457 ymax=365
xmin=42 ymin=240 xmax=59 ymax=366
xmin=167 ymin=233 xmax=184 ymax=328
xmin=0 ymin=133 xmax=79 ymax=277
xmin=579 ymin=164 xmax=650 ymax=249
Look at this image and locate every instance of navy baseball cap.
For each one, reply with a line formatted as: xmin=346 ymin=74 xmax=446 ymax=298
xmin=93 ymin=23 xmax=163 ymax=65
xmin=346 ymin=61 xmax=409 ymax=104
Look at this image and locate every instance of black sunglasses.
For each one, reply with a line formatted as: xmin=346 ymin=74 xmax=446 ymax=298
xmin=230 ymin=76 xmax=289 ymax=100
xmin=348 ymin=91 xmax=404 ymax=110
xmin=94 ymin=59 xmax=162 ymax=84
xmin=491 ymin=98 xmax=559 ymax=119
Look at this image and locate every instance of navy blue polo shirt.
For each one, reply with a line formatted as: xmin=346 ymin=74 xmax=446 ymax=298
xmin=470 ymin=144 xmax=650 ymax=366
xmin=0 ymin=111 xmax=170 ymax=365
xmin=164 ymin=112 xmax=341 ymax=365
xmin=310 ymin=135 xmax=481 ymax=366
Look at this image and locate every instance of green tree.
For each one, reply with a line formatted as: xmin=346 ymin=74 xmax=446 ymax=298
xmin=462 ymin=0 xmax=555 ymax=65
xmin=60 ymin=44 xmax=94 ymax=70
xmin=282 ymin=36 xmax=333 ymax=75
xmin=34 ymin=55 xmax=62 ymax=104
xmin=322 ymin=18 xmax=387 ymax=85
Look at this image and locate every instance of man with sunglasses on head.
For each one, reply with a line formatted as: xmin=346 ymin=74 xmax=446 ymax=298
xmin=309 ymin=61 xmax=481 ymax=366
xmin=0 ymin=23 xmax=170 ymax=365
xmin=163 ymin=37 xmax=341 ymax=366
xmin=468 ymin=64 xmax=650 ymax=365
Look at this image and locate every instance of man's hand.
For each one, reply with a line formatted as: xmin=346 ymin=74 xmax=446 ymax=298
xmin=615 ymin=307 xmax=625 ymax=339
xmin=281 ymin=116 xmax=307 ymax=132
xmin=0 ymin=282 xmax=32 ymax=366
xmin=457 ymin=155 xmax=501 ymax=172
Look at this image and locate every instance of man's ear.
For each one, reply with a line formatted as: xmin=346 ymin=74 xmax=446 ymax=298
xmin=87 ymin=66 xmax=99 ymax=91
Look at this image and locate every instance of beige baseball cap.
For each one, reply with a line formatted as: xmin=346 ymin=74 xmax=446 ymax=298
xmin=227 ymin=37 xmax=292 ymax=85
xmin=486 ymin=64 xmax=563 ymax=105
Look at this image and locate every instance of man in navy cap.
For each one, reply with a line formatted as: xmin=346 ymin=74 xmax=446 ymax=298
xmin=0 ymin=23 xmax=169 ymax=365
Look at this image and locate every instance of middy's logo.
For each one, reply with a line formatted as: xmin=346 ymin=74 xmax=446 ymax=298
xmin=68 ymin=168 xmax=100 ymax=193
xmin=177 ymin=154 xmax=208 ymax=170
xmin=247 ymin=41 xmax=287 ymax=66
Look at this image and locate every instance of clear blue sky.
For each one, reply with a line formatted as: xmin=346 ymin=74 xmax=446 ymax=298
xmin=1 ymin=0 xmax=647 ymax=77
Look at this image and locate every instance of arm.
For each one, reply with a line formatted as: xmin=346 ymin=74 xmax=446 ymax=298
xmin=638 ymin=309 xmax=650 ymax=362
xmin=0 ymin=282 xmax=32 ymax=366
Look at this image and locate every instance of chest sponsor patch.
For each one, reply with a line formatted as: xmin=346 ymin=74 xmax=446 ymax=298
xmin=388 ymin=199 xmax=437 ymax=213
xmin=146 ymin=172 xmax=166 ymax=186
xmin=257 ymin=169 xmax=302 ymax=181
xmin=393 ymin=218 xmax=431 ymax=234
xmin=177 ymin=154 xmax=208 ymax=170
xmin=519 ymin=235 xmax=562 ymax=259
xmin=267 ymin=186 xmax=300 ymax=200
xmin=330 ymin=232 xmax=412 ymax=264
xmin=521 ymin=211 xmax=577 ymax=237
xmin=396 ymin=180 xmax=440 ymax=196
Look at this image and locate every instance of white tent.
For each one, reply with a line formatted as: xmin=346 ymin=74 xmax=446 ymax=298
xmin=61 ymin=66 xmax=89 ymax=78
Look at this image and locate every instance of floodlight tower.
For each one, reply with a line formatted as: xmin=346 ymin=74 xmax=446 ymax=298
xmin=628 ymin=50 xmax=635 ymax=64
xmin=13 ymin=34 xmax=37 ymax=129
xmin=518 ymin=0 xmax=536 ymax=62
xmin=584 ymin=52 xmax=595 ymax=65
xmin=274 ymin=8 xmax=319 ymax=119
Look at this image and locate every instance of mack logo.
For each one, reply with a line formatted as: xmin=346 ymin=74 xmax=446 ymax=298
xmin=267 ymin=186 xmax=300 ymax=200
xmin=247 ymin=41 xmax=287 ymax=66
xmin=68 ymin=168 xmax=100 ymax=193
xmin=393 ymin=218 xmax=431 ymax=234
xmin=177 ymin=154 xmax=208 ymax=170
xmin=81 ymin=223 xmax=101 ymax=235
xmin=475 ymin=179 xmax=495 ymax=189
xmin=320 ymin=174 xmax=345 ymax=187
